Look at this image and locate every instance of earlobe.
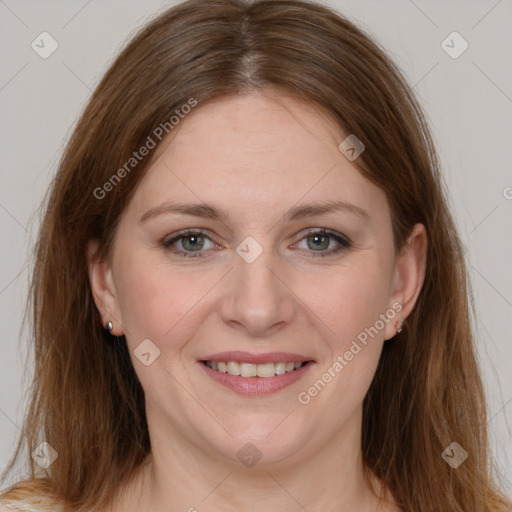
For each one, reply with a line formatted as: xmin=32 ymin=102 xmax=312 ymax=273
xmin=87 ymin=240 xmax=124 ymax=336
xmin=385 ymin=223 xmax=427 ymax=340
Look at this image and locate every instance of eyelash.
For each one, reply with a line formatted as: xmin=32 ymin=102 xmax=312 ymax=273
xmin=162 ymin=228 xmax=352 ymax=259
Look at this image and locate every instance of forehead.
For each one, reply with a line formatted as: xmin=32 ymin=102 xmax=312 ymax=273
xmin=128 ymin=91 xmax=388 ymax=223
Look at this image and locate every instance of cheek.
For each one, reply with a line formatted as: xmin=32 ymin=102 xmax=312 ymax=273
xmin=114 ymin=252 xmax=218 ymax=350
xmin=292 ymin=258 xmax=391 ymax=408
xmin=295 ymin=260 xmax=391 ymax=347
xmin=116 ymin=266 xmax=173 ymax=341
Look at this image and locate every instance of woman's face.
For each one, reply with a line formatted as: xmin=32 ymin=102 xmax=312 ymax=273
xmin=89 ymin=90 xmax=425 ymax=469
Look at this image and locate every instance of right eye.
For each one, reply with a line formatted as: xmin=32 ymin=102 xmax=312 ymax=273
xmin=162 ymin=229 xmax=220 ymax=258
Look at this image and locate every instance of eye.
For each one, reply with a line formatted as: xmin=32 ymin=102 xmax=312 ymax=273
xmin=162 ymin=228 xmax=351 ymax=259
xmin=162 ymin=229 xmax=218 ymax=258
xmin=293 ymin=229 xmax=351 ymax=257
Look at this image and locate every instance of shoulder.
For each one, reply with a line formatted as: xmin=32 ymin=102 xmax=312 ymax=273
xmin=0 ymin=479 xmax=63 ymax=511
xmin=0 ymin=498 xmax=60 ymax=511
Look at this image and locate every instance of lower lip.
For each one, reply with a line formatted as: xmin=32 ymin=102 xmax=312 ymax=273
xmin=199 ymin=361 xmax=314 ymax=395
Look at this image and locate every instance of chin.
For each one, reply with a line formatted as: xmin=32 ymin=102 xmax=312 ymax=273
xmin=199 ymin=418 xmax=311 ymax=469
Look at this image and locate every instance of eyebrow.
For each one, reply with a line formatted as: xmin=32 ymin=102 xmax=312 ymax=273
xmin=139 ymin=199 xmax=369 ymax=224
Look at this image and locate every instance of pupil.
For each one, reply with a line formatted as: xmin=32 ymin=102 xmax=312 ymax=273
xmin=309 ymin=234 xmax=328 ymax=251
xmin=184 ymin=234 xmax=203 ymax=251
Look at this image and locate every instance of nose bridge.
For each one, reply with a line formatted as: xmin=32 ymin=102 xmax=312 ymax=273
xmin=236 ymin=243 xmax=279 ymax=299
xmin=220 ymin=235 xmax=295 ymax=335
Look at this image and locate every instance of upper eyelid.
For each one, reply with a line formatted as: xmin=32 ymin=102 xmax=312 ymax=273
xmin=163 ymin=228 xmax=219 ymax=246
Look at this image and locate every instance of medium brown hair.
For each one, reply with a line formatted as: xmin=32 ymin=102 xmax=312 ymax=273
xmin=1 ymin=0 xmax=510 ymax=510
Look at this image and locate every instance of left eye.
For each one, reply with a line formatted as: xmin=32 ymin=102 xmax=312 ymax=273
xmin=162 ymin=229 xmax=351 ymax=258
xmin=294 ymin=230 xmax=351 ymax=255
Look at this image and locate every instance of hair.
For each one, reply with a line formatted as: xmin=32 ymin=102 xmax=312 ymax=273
xmin=1 ymin=0 xmax=510 ymax=511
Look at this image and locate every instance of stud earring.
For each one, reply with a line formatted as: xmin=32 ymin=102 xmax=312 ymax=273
xmin=105 ymin=321 xmax=113 ymax=333
xmin=395 ymin=320 xmax=403 ymax=334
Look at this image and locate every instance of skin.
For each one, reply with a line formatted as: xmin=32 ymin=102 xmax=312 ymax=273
xmin=88 ymin=90 xmax=427 ymax=512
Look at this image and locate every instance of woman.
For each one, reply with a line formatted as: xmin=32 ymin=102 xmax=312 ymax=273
xmin=1 ymin=0 xmax=510 ymax=511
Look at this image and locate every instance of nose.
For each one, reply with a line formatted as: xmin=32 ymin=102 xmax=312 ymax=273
xmin=218 ymin=242 xmax=296 ymax=338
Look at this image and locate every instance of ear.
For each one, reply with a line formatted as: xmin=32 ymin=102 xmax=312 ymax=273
xmin=384 ymin=223 xmax=427 ymax=340
xmin=87 ymin=240 xmax=124 ymax=336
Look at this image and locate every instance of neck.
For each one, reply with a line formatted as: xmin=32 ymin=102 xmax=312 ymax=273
xmin=110 ymin=408 xmax=395 ymax=512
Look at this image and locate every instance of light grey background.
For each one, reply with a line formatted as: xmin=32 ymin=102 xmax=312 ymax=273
xmin=1 ymin=0 xmax=511 ymax=495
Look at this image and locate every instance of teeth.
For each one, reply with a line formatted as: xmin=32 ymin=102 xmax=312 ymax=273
xmin=227 ymin=361 xmax=240 ymax=376
xmin=274 ymin=362 xmax=287 ymax=375
xmin=257 ymin=363 xmax=275 ymax=378
xmin=205 ymin=360 xmax=305 ymax=378
xmin=240 ymin=363 xmax=257 ymax=377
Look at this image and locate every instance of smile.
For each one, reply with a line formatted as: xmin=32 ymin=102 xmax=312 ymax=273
xmin=198 ymin=352 xmax=315 ymax=395
xmin=203 ymin=360 xmax=305 ymax=378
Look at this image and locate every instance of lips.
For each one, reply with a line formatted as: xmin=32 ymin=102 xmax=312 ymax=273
xmin=198 ymin=351 xmax=315 ymax=395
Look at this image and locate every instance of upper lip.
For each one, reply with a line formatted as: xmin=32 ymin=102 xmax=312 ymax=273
xmin=200 ymin=351 xmax=314 ymax=364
